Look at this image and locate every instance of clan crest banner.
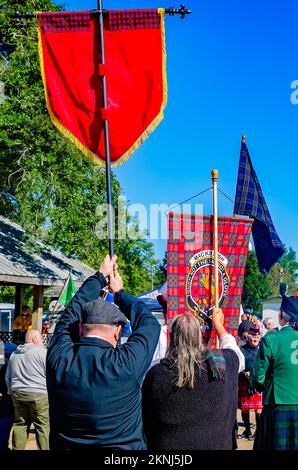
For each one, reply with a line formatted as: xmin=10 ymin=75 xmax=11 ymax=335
xmin=38 ymin=9 xmax=167 ymax=167
xmin=167 ymin=213 xmax=253 ymax=340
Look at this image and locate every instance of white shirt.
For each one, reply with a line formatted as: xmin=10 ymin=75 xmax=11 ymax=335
xmin=150 ymin=325 xmax=167 ymax=368
xmin=220 ymin=333 xmax=245 ymax=373
xmin=148 ymin=329 xmax=245 ymax=373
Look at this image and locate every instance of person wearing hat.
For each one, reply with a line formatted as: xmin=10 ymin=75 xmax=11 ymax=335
xmin=237 ymin=319 xmax=254 ymax=347
xmin=46 ymin=254 xmax=160 ymax=450
xmin=250 ymin=295 xmax=298 ymax=450
xmin=238 ymin=327 xmax=263 ymax=440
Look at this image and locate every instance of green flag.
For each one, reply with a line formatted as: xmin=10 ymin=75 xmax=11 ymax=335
xmin=48 ymin=273 xmax=76 ymax=333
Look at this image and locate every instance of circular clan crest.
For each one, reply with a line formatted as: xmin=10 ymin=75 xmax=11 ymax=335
xmin=186 ymin=250 xmax=230 ymax=324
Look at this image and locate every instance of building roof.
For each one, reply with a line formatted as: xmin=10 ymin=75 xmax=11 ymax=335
xmin=0 ymin=215 xmax=95 ymax=287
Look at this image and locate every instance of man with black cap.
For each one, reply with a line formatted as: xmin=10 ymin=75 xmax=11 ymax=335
xmin=237 ymin=319 xmax=254 ymax=347
xmin=250 ymin=295 xmax=298 ymax=450
xmin=46 ymin=254 xmax=160 ymax=449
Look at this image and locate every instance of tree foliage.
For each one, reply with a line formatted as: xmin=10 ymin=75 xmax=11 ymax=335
xmin=242 ymin=251 xmax=270 ymax=313
xmin=0 ymin=0 xmax=158 ymax=295
xmin=243 ymin=247 xmax=298 ymax=313
xmin=266 ymin=247 xmax=298 ymax=297
xmin=0 ymin=285 xmax=15 ymax=303
xmin=153 ymin=252 xmax=167 ymax=287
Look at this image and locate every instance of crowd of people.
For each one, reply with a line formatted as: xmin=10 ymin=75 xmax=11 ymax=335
xmin=0 ymin=254 xmax=298 ymax=451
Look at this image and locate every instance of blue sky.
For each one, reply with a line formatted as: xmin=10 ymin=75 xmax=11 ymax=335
xmin=57 ymin=0 xmax=298 ymax=261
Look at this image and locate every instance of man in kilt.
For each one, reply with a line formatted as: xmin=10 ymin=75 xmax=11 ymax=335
xmin=251 ymin=296 xmax=298 ymax=450
xmin=238 ymin=327 xmax=263 ymax=439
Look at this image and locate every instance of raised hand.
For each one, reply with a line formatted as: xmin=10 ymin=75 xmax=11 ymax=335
xmin=212 ymin=307 xmax=224 ymax=327
xmin=109 ymin=270 xmax=124 ymax=294
xmin=99 ymin=254 xmax=117 ymax=277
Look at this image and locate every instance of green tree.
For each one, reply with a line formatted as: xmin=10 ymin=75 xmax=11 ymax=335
xmin=242 ymin=251 xmax=270 ymax=313
xmin=279 ymin=247 xmax=298 ymax=281
xmin=267 ymin=247 xmax=298 ymax=297
xmin=0 ymin=285 xmax=15 ymax=303
xmin=153 ymin=251 xmax=167 ymax=287
xmin=0 ymin=0 xmax=158 ymax=295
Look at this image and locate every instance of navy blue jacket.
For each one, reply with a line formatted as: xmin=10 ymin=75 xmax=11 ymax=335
xmin=46 ymin=272 xmax=160 ymax=450
xmin=240 ymin=344 xmax=259 ymax=373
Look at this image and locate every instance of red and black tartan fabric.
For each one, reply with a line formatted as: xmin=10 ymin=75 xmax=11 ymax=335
xmin=38 ymin=11 xmax=90 ymax=32
xmin=108 ymin=10 xmax=161 ymax=30
xmin=167 ymin=213 xmax=253 ymax=345
xmin=238 ymin=376 xmax=263 ymax=411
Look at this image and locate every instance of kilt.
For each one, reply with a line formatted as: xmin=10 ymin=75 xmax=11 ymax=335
xmin=254 ymin=405 xmax=298 ymax=450
xmin=238 ymin=376 xmax=263 ymax=411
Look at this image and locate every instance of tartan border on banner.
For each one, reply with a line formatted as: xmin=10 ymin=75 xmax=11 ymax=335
xmin=108 ymin=9 xmax=161 ymax=31
xmin=38 ymin=12 xmax=91 ymax=33
xmin=167 ymin=213 xmax=253 ymax=343
xmin=38 ymin=8 xmax=166 ymax=167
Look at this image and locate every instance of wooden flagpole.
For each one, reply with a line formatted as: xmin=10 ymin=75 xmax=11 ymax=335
xmin=211 ymin=169 xmax=219 ymax=348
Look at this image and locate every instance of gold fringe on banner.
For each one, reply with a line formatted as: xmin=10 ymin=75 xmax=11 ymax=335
xmin=37 ymin=8 xmax=168 ymax=168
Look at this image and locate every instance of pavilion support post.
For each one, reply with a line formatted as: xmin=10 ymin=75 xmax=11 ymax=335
xmin=32 ymin=286 xmax=44 ymax=332
xmin=14 ymin=284 xmax=25 ymax=318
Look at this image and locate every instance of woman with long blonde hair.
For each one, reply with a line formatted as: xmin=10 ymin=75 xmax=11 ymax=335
xmin=142 ymin=308 xmax=244 ymax=450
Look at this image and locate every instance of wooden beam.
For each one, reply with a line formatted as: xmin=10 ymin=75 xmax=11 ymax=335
xmin=32 ymin=286 xmax=44 ymax=332
xmin=14 ymin=284 xmax=25 ymax=317
xmin=0 ymin=274 xmax=65 ymax=286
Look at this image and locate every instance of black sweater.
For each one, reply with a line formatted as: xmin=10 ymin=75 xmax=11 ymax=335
xmin=142 ymin=349 xmax=239 ymax=450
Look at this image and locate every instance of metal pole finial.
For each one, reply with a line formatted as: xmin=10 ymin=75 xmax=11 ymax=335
xmin=211 ymin=169 xmax=219 ymax=182
xmin=10 ymin=5 xmax=192 ymax=20
xmin=165 ymin=4 xmax=192 ymax=19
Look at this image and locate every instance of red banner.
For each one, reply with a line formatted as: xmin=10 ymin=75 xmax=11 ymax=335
xmin=167 ymin=213 xmax=253 ymax=341
xmin=38 ymin=10 xmax=167 ymax=167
